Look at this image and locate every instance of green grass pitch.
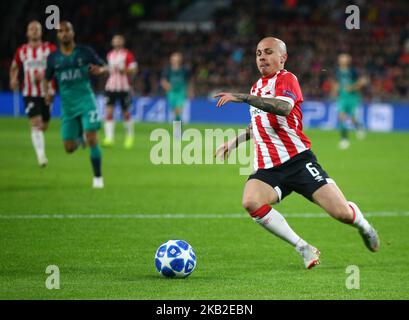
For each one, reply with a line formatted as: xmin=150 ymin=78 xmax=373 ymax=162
xmin=0 ymin=117 xmax=408 ymax=299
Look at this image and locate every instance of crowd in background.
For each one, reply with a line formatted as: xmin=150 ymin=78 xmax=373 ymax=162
xmin=1 ymin=0 xmax=408 ymax=101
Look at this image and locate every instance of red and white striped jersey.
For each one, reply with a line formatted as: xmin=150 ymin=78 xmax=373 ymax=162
xmin=105 ymin=48 xmax=137 ymax=92
xmin=13 ymin=42 xmax=56 ymax=97
xmin=250 ymin=69 xmax=311 ymax=171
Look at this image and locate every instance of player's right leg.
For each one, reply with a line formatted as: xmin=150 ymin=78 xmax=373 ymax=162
xmin=103 ymin=105 xmax=115 ymax=146
xmin=242 ymin=178 xmax=320 ymax=269
xmin=61 ymin=116 xmax=82 ymax=153
xmin=24 ymin=97 xmax=48 ymax=167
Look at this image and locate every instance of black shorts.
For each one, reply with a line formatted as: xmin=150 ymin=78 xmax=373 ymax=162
xmin=104 ymin=91 xmax=132 ymax=110
xmin=23 ymin=97 xmax=51 ymax=122
xmin=248 ymin=150 xmax=333 ymax=202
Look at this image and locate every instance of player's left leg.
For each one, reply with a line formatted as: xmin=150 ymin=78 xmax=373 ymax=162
xmin=25 ymin=97 xmax=50 ymax=167
xmin=291 ymin=150 xmax=379 ymax=252
xmin=82 ymin=109 xmax=103 ymax=188
xmin=85 ymin=130 xmax=103 ymax=189
xmin=174 ymin=106 xmax=182 ymax=122
xmin=349 ymin=105 xmax=365 ymax=140
xmin=121 ymin=92 xmax=134 ymax=149
xmin=312 ymin=181 xmax=380 ymax=252
xmin=30 ymin=115 xmax=48 ymax=166
xmin=338 ymin=111 xmax=350 ymax=149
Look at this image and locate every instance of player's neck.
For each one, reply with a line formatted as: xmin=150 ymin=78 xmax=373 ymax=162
xmin=60 ymin=42 xmax=76 ymax=55
xmin=28 ymin=39 xmax=42 ymax=47
xmin=261 ymin=68 xmax=282 ymax=78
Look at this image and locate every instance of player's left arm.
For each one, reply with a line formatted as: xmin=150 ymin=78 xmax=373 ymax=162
xmin=9 ymin=48 xmax=22 ymax=90
xmin=347 ymin=69 xmax=368 ymax=92
xmin=44 ymin=53 xmax=56 ymax=105
xmin=350 ymin=76 xmax=368 ymax=92
xmin=214 ymin=93 xmax=293 ymax=116
xmin=187 ymin=69 xmax=194 ymax=99
xmin=124 ymin=51 xmax=138 ymax=76
xmin=86 ymin=47 xmax=109 ymax=76
xmin=215 ymin=123 xmax=252 ymax=160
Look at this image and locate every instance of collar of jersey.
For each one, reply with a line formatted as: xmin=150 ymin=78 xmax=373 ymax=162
xmin=261 ymin=69 xmax=285 ymax=80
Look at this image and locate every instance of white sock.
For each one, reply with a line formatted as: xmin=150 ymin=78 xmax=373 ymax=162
xmin=104 ymin=120 xmax=115 ymax=141
xmin=31 ymin=127 xmax=45 ymax=160
xmin=254 ymin=206 xmax=307 ymax=248
xmin=124 ymin=119 xmax=134 ymax=137
xmin=349 ymin=201 xmax=371 ymax=233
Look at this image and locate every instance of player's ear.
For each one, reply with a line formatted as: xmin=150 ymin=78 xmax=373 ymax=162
xmin=281 ymin=53 xmax=288 ymax=65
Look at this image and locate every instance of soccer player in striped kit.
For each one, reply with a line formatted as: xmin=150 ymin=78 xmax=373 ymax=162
xmin=214 ymin=37 xmax=379 ymax=269
xmin=103 ymin=35 xmax=137 ymax=149
xmin=9 ymin=21 xmax=56 ymax=167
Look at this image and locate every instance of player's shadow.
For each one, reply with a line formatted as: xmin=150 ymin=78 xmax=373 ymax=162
xmin=121 ymin=273 xmax=210 ymax=281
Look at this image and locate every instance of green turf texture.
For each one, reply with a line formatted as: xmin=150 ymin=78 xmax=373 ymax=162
xmin=0 ymin=117 xmax=408 ymax=300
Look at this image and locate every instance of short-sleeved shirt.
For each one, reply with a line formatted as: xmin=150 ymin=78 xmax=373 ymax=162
xmin=249 ymin=69 xmax=311 ymax=170
xmin=336 ymin=67 xmax=360 ymax=100
xmin=45 ymin=45 xmax=105 ymax=118
xmin=161 ymin=67 xmax=190 ymax=93
xmin=105 ymin=48 xmax=137 ymax=92
xmin=13 ymin=42 xmax=56 ymax=97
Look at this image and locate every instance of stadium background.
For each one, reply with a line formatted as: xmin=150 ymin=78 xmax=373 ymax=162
xmin=1 ymin=0 xmax=409 ymax=300
xmin=1 ymin=0 xmax=409 ymax=130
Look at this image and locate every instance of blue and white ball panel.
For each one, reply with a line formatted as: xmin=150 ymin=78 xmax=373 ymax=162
xmin=155 ymin=240 xmax=196 ymax=278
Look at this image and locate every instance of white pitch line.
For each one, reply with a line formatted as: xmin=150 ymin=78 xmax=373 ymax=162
xmin=0 ymin=212 xmax=408 ymax=220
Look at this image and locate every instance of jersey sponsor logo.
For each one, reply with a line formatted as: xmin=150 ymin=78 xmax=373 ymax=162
xmin=250 ymin=108 xmax=263 ymax=117
xmin=60 ymin=69 xmax=83 ymax=82
xmin=25 ymin=60 xmax=47 ymax=69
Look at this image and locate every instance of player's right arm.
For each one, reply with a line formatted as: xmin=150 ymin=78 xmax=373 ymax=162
xmin=9 ymin=61 xmax=19 ymax=90
xmin=9 ymin=48 xmax=22 ymax=90
xmin=214 ymin=92 xmax=293 ymax=116
xmin=215 ymin=123 xmax=252 ymax=160
xmin=330 ymin=78 xmax=339 ymax=98
xmin=160 ymin=69 xmax=171 ymax=92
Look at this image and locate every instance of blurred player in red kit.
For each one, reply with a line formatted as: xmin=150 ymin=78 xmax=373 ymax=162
xmin=9 ymin=21 xmax=56 ymax=166
xmin=103 ymin=34 xmax=137 ymax=149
